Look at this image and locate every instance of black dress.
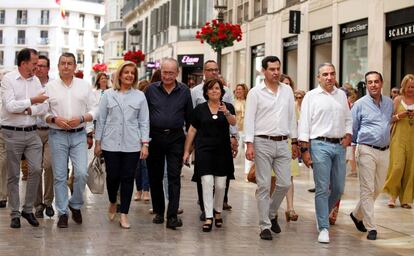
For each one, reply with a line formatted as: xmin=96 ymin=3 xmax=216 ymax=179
xmin=190 ymin=102 xmax=235 ymax=182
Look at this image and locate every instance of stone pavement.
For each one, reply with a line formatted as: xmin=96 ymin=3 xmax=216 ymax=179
xmin=0 ymin=155 xmax=413 ymax=256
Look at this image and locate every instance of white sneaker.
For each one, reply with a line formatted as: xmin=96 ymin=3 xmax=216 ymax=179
xmin=318 ymin=229 xmax=330 ymax=243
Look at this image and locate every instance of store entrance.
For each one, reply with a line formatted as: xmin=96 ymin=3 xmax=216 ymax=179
xmin=392 ymin=38 xmax=414 ymax=88
xmin=181 ymin=66 xmax=203 ymax=88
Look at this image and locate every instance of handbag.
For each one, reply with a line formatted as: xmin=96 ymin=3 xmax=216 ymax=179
xmin=87 ymin=156 xmax=106 ymax=194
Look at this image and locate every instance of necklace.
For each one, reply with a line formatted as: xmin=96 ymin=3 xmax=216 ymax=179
xmin=208 ymin=101 xmax=219 ymax=120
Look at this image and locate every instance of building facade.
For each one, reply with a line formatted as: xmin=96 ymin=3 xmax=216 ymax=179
xmin=0 ymin=0 xmax=104 ymax=83
xmin=122 ymin=0 xmax=218 ymax=84
xmin=221 ymin=0 xmax=414 ymax=93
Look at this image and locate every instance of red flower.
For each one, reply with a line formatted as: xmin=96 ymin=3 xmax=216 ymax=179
xmin=123 ymin=50 xmax=145 ymax=65
xmin=92 ymin=63 xmax=107 ymax=74
xmin=195 ymin=19 xmax=243 ymax=51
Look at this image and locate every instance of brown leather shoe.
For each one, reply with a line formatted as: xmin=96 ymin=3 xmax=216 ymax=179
xmin=57 ymin=214 xmax=68 ymax=228
xmin=69 ymin=205 xmax=82 ymax=224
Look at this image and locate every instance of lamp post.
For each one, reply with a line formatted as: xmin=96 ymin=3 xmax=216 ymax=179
xmin=97 ymin=46 xmax=104 ymax=64
xmin=128 ymin=23 xmax=141 ymax=51
xmin=214 ymin=0 xmax=228 ymax=72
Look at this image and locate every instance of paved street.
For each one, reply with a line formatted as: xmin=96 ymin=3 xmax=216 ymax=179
xmin=0 ymin=154 xmax=413 ymax=256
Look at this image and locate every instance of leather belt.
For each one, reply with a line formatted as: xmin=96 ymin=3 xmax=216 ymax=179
xmin=55 ymin=127 xmax=84 ymax=133
xmin=362 ymin=144 xmax=389 ymax=151
xmin=151 ymin=127 xmax=182 ymax=134
xmin=314 ymin=137 xmax=342 ymax=144
xmin=256 ymin=135 xmax=288 ymax=141
xmin=1 ymin=125 xmax=37 ymax=132
xmin=37 ymin=127 xmax=49 ymax=131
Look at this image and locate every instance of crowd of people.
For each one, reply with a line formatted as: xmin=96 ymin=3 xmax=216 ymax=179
xmin=0 ymin=48 xmax=413 ymax=245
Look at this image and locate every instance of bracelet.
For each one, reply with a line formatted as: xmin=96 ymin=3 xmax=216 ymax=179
xmin=395 ymin=114 xmax=400 ymax=120
xmin=80 ymin=115 xmax=85 ymax=123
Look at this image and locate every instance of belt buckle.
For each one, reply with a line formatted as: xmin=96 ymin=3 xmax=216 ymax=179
xmin=163 ymin=129 xmax=170 ymax=133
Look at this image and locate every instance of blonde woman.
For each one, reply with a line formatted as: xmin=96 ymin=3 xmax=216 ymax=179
xmin=94 ymin=61 xmax=150 ymax=228
xmin=383 ymin=74 xmax=414 ymax=209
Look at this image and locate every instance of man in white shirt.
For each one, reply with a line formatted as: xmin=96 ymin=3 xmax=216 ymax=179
xmin=244 ymin=56 xmax=299 ymax=240
xmin=191 ymin=60 xmax=238 ymax=221
xmin=33 ymin=55 xmax=55 ymax=219
xmin=298 ymin=63 xmax=352 ymax=243
xmin=1 ymin=48 xmax=49 ymax=228
xmin=44 ymin=52 xmax=97 ymax=228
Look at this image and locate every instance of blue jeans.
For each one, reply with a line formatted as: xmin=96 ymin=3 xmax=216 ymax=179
xmin=310 ymin=140 xmax=346 ymax=230
xmin=49 ymin=129 xmax=88 ymax=216
xmin=135 ymin=159 xmax=149 ymax=191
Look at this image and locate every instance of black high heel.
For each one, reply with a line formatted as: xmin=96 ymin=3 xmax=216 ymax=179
xmin=214 ymin=210 xmax=223 ymax=228
xmin=202 ymin=218 xmax=213 ymax=232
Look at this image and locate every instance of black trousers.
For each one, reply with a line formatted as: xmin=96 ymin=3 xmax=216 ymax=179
xmin=147 ymin=130 xmax=185 ymax=219
xmin=102 ymin=151 xmax=139 ymax=214
xmin=197 ymin=177 xmax=231 ymax=212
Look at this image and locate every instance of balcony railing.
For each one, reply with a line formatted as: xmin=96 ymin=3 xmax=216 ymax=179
xmin=16 ymin=18 xmax=27 ymax=25
xmin=40 ymin=18 xmax=49 ymax=25
xmin=39 ymin=38 xmax=49 ymax=45
xmin=101 ymin=21 xmax=125 ymax=35
xmin=17 ymin=38 xmax=26 ymax=44
xmin=122 ymin=0 xmax=144 ymax=17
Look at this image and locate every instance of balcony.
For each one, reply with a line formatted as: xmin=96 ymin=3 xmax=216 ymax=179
xmin=39 ymin=38 xmax=49 ymax=45
xmin=122 ymin=0 xmax=143 ymax=18
xmin=101 ymin=21 xmax=125 ymax=35
xmin=17 ymin=37 xmax=26 ymax=44
xmin=40 ymin=18 xmax=49 ymax=25
xmin=16 ymin=18 xmax=27 ymax=25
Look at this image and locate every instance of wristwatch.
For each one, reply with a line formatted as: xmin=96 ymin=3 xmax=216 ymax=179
xmin=51 ymin=117 xmax=56 ymax=123
xmin=300 ymin=147 xmax=309 ymax=154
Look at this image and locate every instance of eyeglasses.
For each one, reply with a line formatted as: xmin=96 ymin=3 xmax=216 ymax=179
xmin=205 ymin=68 xmax=219 ymax=72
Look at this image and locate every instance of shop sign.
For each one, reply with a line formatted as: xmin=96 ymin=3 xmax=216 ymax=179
xmin=283 ymin=36 xmax=298 ymax=50
xmin=289 ymin=10 xmax=301 ymax=34
xmin=341 ymin=19 xmax=368 ymax=39
xmin=178 ymin=54 xmax=204 ymax=67
xmin=386 ymin=22 xmax=414 ymax=40
xmin=146 ymin=61 xmax=160 ymax=69
xmin=311 ymin=28 xmax=332 ymax=44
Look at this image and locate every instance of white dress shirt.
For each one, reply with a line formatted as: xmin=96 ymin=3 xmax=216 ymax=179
xmin=298 ymin=85 xmax=352 ymax=142
xmin=244 ymin=81 xmax=298 ymax=143
xmin=1 ymin=70 xmax=48 ymax=127
xmin=45 ymin=77 xmax=98 ymax=129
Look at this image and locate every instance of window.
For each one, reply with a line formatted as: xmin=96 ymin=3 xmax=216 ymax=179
xmin=93 ymin=35 xmax=98 ymax=48
xmin=79 ymin=32 xmax=84 ymax=46
xmin=40 ymin=30 xmax=48 ymax=45
xmin=17 ymin=10 xmax=28 ymax=25
xmin=237 ymin=1 xmax=249 ymax=24
xmin=0 ymin=10 xmax=5 ymax=24
xmin=244 ymin=2 xmax=249 ymax=21
xmin=64 ymin=31 xmax=69 ymax=45
xmin=94 ymin=16 xmax=100 ymax=29
xmin=41 ymin=10 xmax=49 ymax=25
xmin=0 ymin=30 xmax=3 ymax=44
xmin=15 ymin=51 xmax=19 ymax=65
xmin=17 ymin=30 xmax=25 ymax=44
xmin=65 ymin=12 xmax=70 ymax=26
xmin=79 ymin=14 xmax=85 ymax=28
xmin=0 ymin=50 xmax=3 ymax=65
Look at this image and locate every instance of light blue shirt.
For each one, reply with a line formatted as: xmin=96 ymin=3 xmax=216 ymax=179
xmin=95 ymin=88 xmax=150 ymax=152
xmin=351 ymin=94 xmax=393 ymax=147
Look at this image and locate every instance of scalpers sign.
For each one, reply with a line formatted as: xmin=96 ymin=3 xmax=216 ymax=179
xmin=387 ymin=23 xmax=414 ymax=40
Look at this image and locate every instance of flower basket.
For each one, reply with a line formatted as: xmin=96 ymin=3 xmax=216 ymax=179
xmin=123 ymin=50 xmax=145 ymax=65
xmin=195 ymin=19 xmax=242 ymax=52
xmin=92 ymin=63 xmax=108 ymax=74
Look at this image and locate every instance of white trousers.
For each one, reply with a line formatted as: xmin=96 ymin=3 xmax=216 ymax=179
xmin=201 ymin=175 xmax=227 ymax=218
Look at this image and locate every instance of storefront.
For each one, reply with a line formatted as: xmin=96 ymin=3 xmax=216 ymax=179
xmin=310 ymin=27 xmax=332 ymax=89
xmin=250 ymin=44 xmax=265 ymax=88
xmin=177 ymin=54 xmax=204 ymax=88
xmin=283 ymin=36 xmax=298 ymax=84
xmin=387 ymin=6 xmax=414 ymax=88
xmin=340 ymin=19 xmax=368 ymax=87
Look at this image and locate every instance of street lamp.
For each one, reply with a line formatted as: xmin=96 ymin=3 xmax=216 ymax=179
xmin=128 ymin=23 xmax=141 ymax=51
xmin=214 ymin=0 xmax=228 ymax=72
xmin=97 ymin=46 xmax=104 ymax=63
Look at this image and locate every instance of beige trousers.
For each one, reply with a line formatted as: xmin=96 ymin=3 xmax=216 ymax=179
xmin=0 ymin=132 xmax=7 ymax=200
xmin=352 ymin=145 xmax=389 ymax=231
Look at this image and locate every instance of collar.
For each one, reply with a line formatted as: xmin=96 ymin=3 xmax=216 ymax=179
xmin=156 ymin=80 xmax=181 ymax=92
xmin=316 ymin=85 xmax=338 ymax=95
xmin=14 ymin=70 xmax=34 ymax=81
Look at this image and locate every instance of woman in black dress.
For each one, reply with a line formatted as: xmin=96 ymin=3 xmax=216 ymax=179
xmin=183 ymin=79 xmax=236 ymax=232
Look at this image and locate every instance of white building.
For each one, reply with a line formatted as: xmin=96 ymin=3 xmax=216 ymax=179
xmin=101 ymin=0 xmax=125 ymax=73
xmin=0 ymin=0 xmax=105 ymax=83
